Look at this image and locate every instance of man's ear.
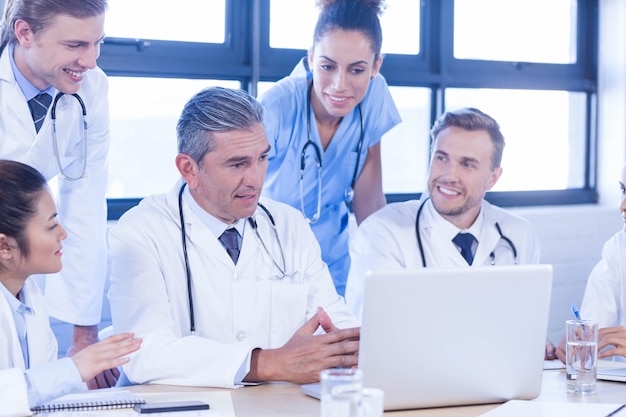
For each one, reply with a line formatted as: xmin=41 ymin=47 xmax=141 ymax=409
xmin=14 ymin=20 xmax=34 ymax=48
xmin=175 ymin=154 xmax=199 ymax=188
xmin=485 ymin=167 xmax=503 ymax=191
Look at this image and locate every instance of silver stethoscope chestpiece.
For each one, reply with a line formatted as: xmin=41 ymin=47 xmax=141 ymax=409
xmin=344 ymin=187 xmax=354 ymax=204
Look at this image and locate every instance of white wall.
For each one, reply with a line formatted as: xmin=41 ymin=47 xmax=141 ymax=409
xmin=512 ymin=205 xmax=621 ymax=344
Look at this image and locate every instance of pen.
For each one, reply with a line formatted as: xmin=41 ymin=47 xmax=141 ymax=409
xmin=571 ymin=303 xmax=587 ymax=333
xmin=605 ymin=404 xmax=626 ymax=417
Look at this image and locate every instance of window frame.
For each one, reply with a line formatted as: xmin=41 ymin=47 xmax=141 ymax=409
xmin=100 ymin=0 xmax=599 ymax=220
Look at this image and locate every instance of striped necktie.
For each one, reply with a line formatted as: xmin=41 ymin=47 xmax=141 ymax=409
xmin=28 ymin=92 xmax=52 ymax=133
xmin=219 ymin=228 xmax=241 ymax=264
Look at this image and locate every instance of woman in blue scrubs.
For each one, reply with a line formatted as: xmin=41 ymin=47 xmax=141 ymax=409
xmin=260 ymin=0 xmax=401 ymax=296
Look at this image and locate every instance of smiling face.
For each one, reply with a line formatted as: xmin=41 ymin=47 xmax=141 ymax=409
xmin=18 ymin=190 xmax=67 ymax=277
xmin=13 ymin=13 xmax=105 ymax=93
xmin=428 ymin=126 xmax=502 ymax=229
xmin=181 ymin=123 xmax=270 ymax=224
xmin=307 ymin=29 xmax=381 ymax=124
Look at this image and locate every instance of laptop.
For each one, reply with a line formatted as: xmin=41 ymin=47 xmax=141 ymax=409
xmin=302 ymin=264 xmax=553 ymax=411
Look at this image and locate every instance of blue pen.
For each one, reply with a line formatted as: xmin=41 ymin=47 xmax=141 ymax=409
xmin=571 ymin=303 xmax=587 ymax=333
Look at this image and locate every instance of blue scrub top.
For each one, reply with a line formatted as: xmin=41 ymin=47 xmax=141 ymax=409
xmin=259 ymin=59 xmax=401 ymax=296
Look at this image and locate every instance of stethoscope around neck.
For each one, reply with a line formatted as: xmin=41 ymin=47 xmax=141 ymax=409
xmin=414 ymin=197 xmax=518 ymax=267
xmin=0 ymin=39 xmax=88 ymax=181
xmin=50 ymin=91 xmax=88 ymax=181
xmin=177 ymin=182 xmax=292 ymax=334
xmin=300 ymin=73 xmax=364 ymax=223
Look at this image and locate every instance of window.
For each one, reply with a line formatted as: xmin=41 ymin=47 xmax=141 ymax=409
xmin=100 ymin=0 xmax=597 ymax=218
xmin=454 ymin=0 xmax=577 ymax=64
xmin=106 ymin=0 xmax=226 ymax=43
xmin=269 ymin=0 xmax=420 ymax=55
xmin=107 ymin=77 xmax=240 ymax=199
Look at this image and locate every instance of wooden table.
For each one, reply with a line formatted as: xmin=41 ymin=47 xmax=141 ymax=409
xmin=129 ymin=368 xmax=626 ymax=416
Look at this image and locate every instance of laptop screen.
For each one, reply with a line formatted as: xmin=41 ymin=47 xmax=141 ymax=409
xmin=358 ymin=265 xmax=553 ymax=410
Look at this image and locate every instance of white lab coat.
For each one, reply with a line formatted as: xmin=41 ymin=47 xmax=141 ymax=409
xmin=0 ymin=47 xmax=109 ymax=325
xmin=108 ymin=181 xmax=360 ymax=388
xmin=0 ymin=369 xmax=30 ymax=417
xmin=346 ymin=199 xmax=541 ymax=319
xmin=0 ymin=280 xmax=57 ymax=417
xmin=581 ymin=231 xmax=626 ymax=328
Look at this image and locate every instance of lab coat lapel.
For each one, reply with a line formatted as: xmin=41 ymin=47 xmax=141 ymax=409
xmin=21 ymin=280 xmax=57 ymax=368
xmin=168 ymin=183 xmax=238 ymax=269
xmin=0 ymin=289 xmax=24 ymax=370
xmin=473 ymin=203 xmax=502 ymax=266
xmin=0 ymin=51 xmax=36 ymax=135
xmin=422 ymin=200 xmax=469 ymax=267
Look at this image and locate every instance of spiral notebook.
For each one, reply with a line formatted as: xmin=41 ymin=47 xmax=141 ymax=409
xmin=32 ymin=388 xmax=145 ymax=412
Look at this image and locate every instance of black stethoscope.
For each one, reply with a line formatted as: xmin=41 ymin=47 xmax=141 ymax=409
xmin=178 ymin=182 xmax=293 ymax=334
xmin=50 ymin=92 xmax=88 ymax=181
xmin=414 ymin=197 xmax=518 ymax=267
xmin=300 ymin=64 xmax=364 ymax=223
xmin=0 ymin=40 xmax=89 ymax=181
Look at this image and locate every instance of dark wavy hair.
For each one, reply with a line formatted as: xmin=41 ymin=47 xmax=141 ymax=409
xmin=0 ymin=160 xmax=48 ymax=260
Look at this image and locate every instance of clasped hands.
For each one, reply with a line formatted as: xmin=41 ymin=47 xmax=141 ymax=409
xmin=245 ymin=307 xmax=360 ymax=384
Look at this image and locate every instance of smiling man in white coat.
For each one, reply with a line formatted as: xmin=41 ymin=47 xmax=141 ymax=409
xmin=0 ymin=0 xmax=111 ymax=387
xmin=108 ymin=87 xmax=360 ymax=388
xmin=345 ymin=107 xmax=540 ymax=320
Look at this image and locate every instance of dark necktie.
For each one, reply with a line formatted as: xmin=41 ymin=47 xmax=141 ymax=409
xmin=219 ymin=228 xmax=240 ymax=264
xmin=453 ymin=232 xmax=475 ymax=265
xmin=28 ymin=92 xmax=52 ymax=133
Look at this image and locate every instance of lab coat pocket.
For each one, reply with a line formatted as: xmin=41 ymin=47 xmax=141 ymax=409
xmin=268 ymin=281 xmax=308 ymax=347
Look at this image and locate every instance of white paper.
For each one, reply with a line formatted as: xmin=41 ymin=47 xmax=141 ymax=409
xmin=480 ymin=400 xmax=626 ymax=417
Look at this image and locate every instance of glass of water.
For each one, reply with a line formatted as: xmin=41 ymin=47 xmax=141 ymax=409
xmin=565 ymin=319 xmax=598 ymax=394
xmin=320 ymin=368 xmax=363 ymax=417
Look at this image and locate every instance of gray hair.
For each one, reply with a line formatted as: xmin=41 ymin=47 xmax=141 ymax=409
xmin=176 ymin=87 xmax=264 ymax=164
xmin=1 ymin=0 xmax=108 ymax=47
xmin=430 ymin=107 xmax=505 ymax=169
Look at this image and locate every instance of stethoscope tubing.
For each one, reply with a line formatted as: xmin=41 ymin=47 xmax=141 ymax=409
xmin=178 ymin=182 xmax=288 ymax=334
xmin=51 ymin=92 xmax=88 ymax=181
xmin=300 ymin=78 xmax=364 ymax=222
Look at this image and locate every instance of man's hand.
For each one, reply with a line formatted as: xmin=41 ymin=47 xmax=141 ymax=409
xmin=598 ymin=326 xmax=626 ymax=359
xmin=554 ymin=326 xmax=626 ymax=363
xmin=545 ymin=339 xmax=556 ymax=360
xmin=245 ymin=307 xmax=360 ymax=384
xmin=66 ymin=325 xmax=120 ymax=389
xmin=71 ymin=333 xmax=142 ymax=384
xmin=555 ymin=335 xmax=566 ymax=363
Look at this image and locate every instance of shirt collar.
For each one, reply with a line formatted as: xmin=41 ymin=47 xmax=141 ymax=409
xmin=0 ymin=281 xmax=33 ymax=315
xmin=425 ymin=198 xmax=485 ymax=242
xmin=181 ymin=184 xmax=246 ymax=238
xmin=8 ymin=43 xmax=55 ymax=101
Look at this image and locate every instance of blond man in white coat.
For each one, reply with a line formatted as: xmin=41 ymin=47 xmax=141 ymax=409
xmin=108 ymin=87 xmax=360 ymax=388
xmin=0 ymin=0 xmax=112 ymax=387
xmin=345 ymin=108 xmax=540 ymax=320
